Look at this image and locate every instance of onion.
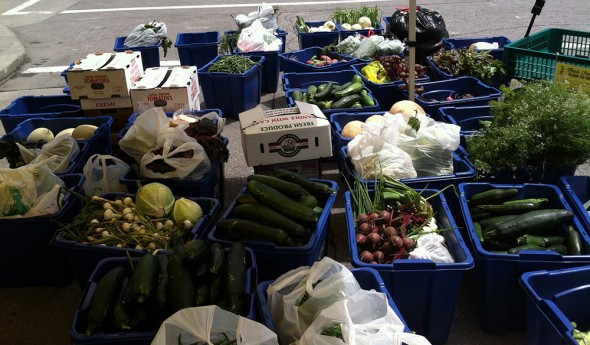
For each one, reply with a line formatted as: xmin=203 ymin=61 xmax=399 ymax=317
xmin=360 ymin=250 xmax=373 ymax=263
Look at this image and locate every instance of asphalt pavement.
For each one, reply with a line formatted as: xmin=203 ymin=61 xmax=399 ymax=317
xmin=0 ymin=3 xmax=589 ymax=344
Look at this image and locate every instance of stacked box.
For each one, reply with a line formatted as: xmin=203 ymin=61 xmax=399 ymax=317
xmin=114 ymin=36 xmax=160 ymax=69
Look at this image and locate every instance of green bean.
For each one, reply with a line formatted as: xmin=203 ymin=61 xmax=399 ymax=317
xmin=207 ymin=55 xmax=258 ymax=74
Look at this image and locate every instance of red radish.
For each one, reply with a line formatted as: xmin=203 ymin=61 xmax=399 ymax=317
xmin=382 ymin=226 xmax=397 ymax=239
xmin=360 ymin=250 xmax=373 ymax=263
xmin=390 ymin=235 xmax=403 ymax=251
xmin=373 ymin=250 xmax=385 ymax=263
xmin=368 ymin=212 xmax=380 ymax=222
xmin=306 ymin=60 xmax=314 ymax=64
xmin=357 ymin=213 xmax=369 ymax=224
xmin=358 ymin=222 xmax=371 ymax=235
xmin=367 ymin=232 xmax=381 ymax=248
xmin=356 ymin=233 xmax=367 ymax=247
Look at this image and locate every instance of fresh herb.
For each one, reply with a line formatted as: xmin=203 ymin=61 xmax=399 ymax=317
xmin=431 ymin=47 xmax=506 ymax=85
xmin=331 ymin=6 xmax=381 ymax=26
xmin=466 ymin=79 xmax=590 ymax=176
xmin=295 ymin=16 xmax=309 ymax=33
xmin=219 ymin=30 xmax=241 ymax=54
xmin=321 ymin=323 xmax=344 ymax=340
xmin=207 ymin=55 xmax=257 ymax=74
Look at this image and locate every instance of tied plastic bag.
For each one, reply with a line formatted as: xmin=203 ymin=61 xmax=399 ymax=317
xmin=377 ymin=38 xmax=404 ymax=56
xmin=361 ymin=61 xmax=391 ymax=84
xmin=140 ymin=131 xmax=210 ymax=181
xmin=17 ymin=135 xmax=80 ymax=173
xmin=391 ymin=113 xmax=460 ymax=176
xmin=151 ymin=306 xmax=278 ymax=345
xmin=352 ymin=35 xmax=385 ymax=60
xmin=409 ymin=233 xmax=455 ymax=263
xmin=237 ymin=19 xmax=282 ymax=52
xmin=0 ymin=159 xmax=65 ymax=218
xmin=234 ymin=2 xmax=278 ymax=31
xmin=82 ymin=154 xmax=130 ymax=196
xmin=297 ymin=289 xmax=430 ymax=345
xmin=123 ymin=20 xmax=168 ymax=47
xmin=335 ymin=35 xmax=362 ymax=55
xmin=347 ymin=121 xmax=417 ymax=180
xmin=266 ymin=257 xmax=362 ymax=345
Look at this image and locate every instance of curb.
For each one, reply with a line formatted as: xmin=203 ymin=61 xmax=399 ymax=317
xmin=0 ymin=24 xmax=25 ymax=81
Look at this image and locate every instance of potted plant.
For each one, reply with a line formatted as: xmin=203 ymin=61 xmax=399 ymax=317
xmin=466 ymin=79 xmax=590 ymax=184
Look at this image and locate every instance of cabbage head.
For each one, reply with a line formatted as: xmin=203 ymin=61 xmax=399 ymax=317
xmin=172 ymin=197 xmax=203 ymax=224
xmin=135 ymin=182 xmax=175 ymax=218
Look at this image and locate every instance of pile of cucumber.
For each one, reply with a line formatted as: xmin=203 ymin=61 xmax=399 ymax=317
xmin=291 ymin=75 xmax=376 ymax=110
xmin=216 ymin=170 xmax=336 ymax=246
xmin=469 ymin=188 xmax=584 ymax=255
xmin=84 ymin=241 xmax=248 ymax=336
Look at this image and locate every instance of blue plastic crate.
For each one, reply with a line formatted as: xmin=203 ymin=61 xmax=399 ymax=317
xmin=394 ymin=76 xmax=502 ymax=122
xmin=520 ymin=266 xmax=590 ymax=345
xmin=345 ymin=189 xmax=474 ymax=345
xmin=224 ymin=28 xmax=288 ymax=54
xmin=233 ymin=48 xmax=280 ymax=93
xmin=329 ymin=111 xmax=385 ymax=156
xmin=175 ymin=31 xmax=220 ymax=69
xmin=458 ymin=182 xmax=590 ymax=335
xmin=0 ymin=95 xmax=83 ymax=133
xmin=426 ymin=55 xmax=510 ymax=87
xmin=7 ymin=116 xmax=114 ymax=158
xmin=71 ymin=249 xmax=257 ymax=345
xmin=282 ymin=69 xmax=357 ymax=91
xmin=207 ymin=179 xmax=339 ymax=282
xmin=198 ymin=55 xmax=264 ymax=119
xmin=383 ymin=16 xmax=393 ymax=34
xmin=55 ymin=194 xmax=221 ymax=289
xmin=437 ymin=105 xmax=491 ymax=123
xmin=337 ymin=21 xmax=385 ymax=40
xmin=351 ymin=62 xmax=431 ymax=111
xmin=0 ymin=174 xmax=84 ymax=287
xmin=114 ymin=36 xmax=160 ymax=69
xmin=256 ymin=267 xmax=410 ymax=334
xmin=559 ymin=176 xmax=590 ymax=232
xmin=296 ymin=21 xmax=340 ymax=50
xmin=279 ymin=47 xmax=360 ymax=74
xmin=443 ymin=36 xmax=512 ymax=61
xmin=285 ymin=88 xmax=380 ymax=115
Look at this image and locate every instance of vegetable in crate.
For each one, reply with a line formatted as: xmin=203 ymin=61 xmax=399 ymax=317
xmin=431 ymin=47 xmax=506 ymax=85
xmin=206 ymin=55 xmax=258 ymax=74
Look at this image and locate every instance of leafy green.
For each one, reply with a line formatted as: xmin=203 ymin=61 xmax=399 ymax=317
xmin=331 ymin=6 xmax=380 ymax=26
xmin=431 ymin=47 xmax=506 ymax=85
xmin=466 ymin=80 xmax=590 ymax=175
xmin=321 ymin=323 xmax=344 ymax=340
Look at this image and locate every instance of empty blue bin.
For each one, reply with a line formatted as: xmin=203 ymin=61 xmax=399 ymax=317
xmin=0 ymin=95 xmax=82 ymax=133
xmin=297 ymin=21 xmax=340 ymax=50
xmin=198 ymin=55 xmax=264 ymax=119
xmin=114 ymin=36 xmax=160 ymax=69
xmin=175 ymin=31 xmax=220 ymax=69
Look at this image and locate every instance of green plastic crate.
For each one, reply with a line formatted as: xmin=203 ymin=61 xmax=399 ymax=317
xmin=503 ymin=28 xmax=590 ymax=80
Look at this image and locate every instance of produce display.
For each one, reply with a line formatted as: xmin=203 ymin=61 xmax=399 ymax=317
xmin=290 ymin=75 xmax=376 ymax=110
xmin=303 ymin=54 xmax=349 ymax=67
xmin=468 ymin=188 xmax=584 ymax=254
xmin=215 ymin=170 xmax=336 ymax=246
xmin=83 ymin=241 xmax=249 ymax=336
xmin=364 ymin=55 xmax=429 ymax=83
xmin=205 ymin=55 xmax=258 ymax=74
xmin=330 ymin=6 xmax=380 ymax=30
xmin=58 ymin=183 xmax=203 ymax=250
xmin=295 ymin=16 xmax=336 ymax=32
xmin=430 ymin=47 xmax=506 ymax=85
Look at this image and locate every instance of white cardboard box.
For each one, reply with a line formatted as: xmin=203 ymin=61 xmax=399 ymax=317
xmin=80 ymin=97 xmax=133 ymax=110
xmin=80 ymin=97 xmax=134 ymax=133
xmin=239 ymin=101 xmax=332 ymax=167
xmin=66 ymin=51 xmax=144 ymax=100
xmin=130 ymin=66 xmax=200 ymax=113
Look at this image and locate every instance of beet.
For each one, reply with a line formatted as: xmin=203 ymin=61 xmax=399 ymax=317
xmin=390 ymin=235 xmax=403 ymax=251
xmin=356 ymin=233 xmax=367 ymax=247
xmin=358 ymin=222 xmax=371 ymax=235
xmin=403 ymin=237 xmax=416 ymax=251
xmin=373 ymin=250 xmax=385 ymax=263
xmin=382 ymin=226 xmax=397 ymax=239
xmin=367 ymin=232 xmax=381 ymax=248
xmin=357 ymin=213 xmax=369 ymax=224
xmin=360 ymin=250 xmax=374 ymax=263
xmin=368 ymin=212 xmax=380 ymax=222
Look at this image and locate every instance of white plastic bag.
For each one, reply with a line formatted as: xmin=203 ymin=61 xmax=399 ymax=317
xmin=352 ymin=35 xmax=385 ymax=60
xmin=124 ymin=21 xmax=168 ymax=47
xmin=151 ymin=306 xmax=278 ymax=345
xmin=409 ymin=233 xmax=455 ymax=263
xmin=237 ymin=19 xmax=282 ymax=52
xmin=266 ymin=258 xmax=362 ymax=344
xmin=234 ymin=3 xmax=278 ymax=31
xmin=0 ymin=160 xmax=65 ymax=218
xmin=140 ymin=131 xmax=210 ymax=181
xmin=82 ymin=154 xmax=130 ymax=196
xmin=297 ymin=289 xmax=422 ymax=345
xmin=17 ymin=135 xmax=80 ymax=173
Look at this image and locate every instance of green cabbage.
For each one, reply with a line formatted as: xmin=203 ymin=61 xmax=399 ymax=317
xmin=135 ymin=182 xmax=175 ymax=218
xmin=171 ymin=197 xmax=203 ymax=225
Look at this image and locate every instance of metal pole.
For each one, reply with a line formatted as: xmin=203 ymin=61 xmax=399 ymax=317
xmin=408 ymin=1 xmax=417 ymax=101
xmin=525 ymin=0 xmax=546 ymax=37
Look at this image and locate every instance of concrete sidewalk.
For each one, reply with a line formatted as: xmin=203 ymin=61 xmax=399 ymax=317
xmin=0 ymin=24 xmax=25 ymax=84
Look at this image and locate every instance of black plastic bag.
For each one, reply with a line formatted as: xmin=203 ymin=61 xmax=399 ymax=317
xmin=389 ymin=6 xmax=449 ymax=63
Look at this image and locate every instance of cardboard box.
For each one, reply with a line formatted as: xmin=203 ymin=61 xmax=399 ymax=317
xmin=253 ymin=159 xmax=322 ymax=179
xmin=67 ymin=51 xmax=143 ymax=100
xmin=239 ymin=101 xmax=332 ymax=167
xmin=130 ymin=66 xmax=200 ymax=113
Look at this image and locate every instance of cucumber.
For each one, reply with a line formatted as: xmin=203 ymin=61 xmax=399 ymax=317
xmin=111 ymin=277 xmax=132 ymax=331
xmin=195 ymin=282 xmax=210 ymax=306
xmin=351 ymin=102 xmax=363 ymax=109
xmin=489 ymin=209 xmax=575 ymax=239
xmin=195 ymin=260 xmax=209 ymax=278
xmin=298 ymin=194 xmax=319 ymax=209
xmin=247 ymin=174 xmax=309 ymax=198
xmin=507 ymin=244 xmax=545 ymax=254
xmin=566 ymin=225 xmax=582 ymax=255
xmin=516 ymin=234 xmax=565 ymax=247
xmin=359 ymin=90 xmax=376 ymax=107
xmin=313 ymin=82 xmax=334 ymax=101
xmin=292 ymin=90 xmax=303 ymax=102
xmin=167 ymin=254 xmax=195 ymax=313
xmin=216 ymin=219 xmax=296 ymax=246
xmin=545 ymin=244 xmax=568 ymax=255
xmin=231 ymin=203 xmax=309 ymax=238
xmin=333 ymin=82 xmax=364 ymax=98
xmin=156 ymin=255 xmax=169 ymax=310
xmin=132 ymin=254 xmax=160 ymax=304
xmin=210 ymin=272 xmax=223 ymax=303
xmin=470 ymin=188 xmax=519 ymax=205
xmin=331 ymin=81 xmax=352 ymax=94
xmin=183 ymin=239 xmax=209 ymax=266
xmin=273 ymin=169 xmax=336 ymax=197
xmin=332 ymin=94 xmax=362 ymax=109
xmin=225 ymin=242 xmax=247 ymax=314
xmin=236 ymin=193 xmax=258 ymax=205
xmin=86 ymin=266 xmax=126 ymax=336
xmin=209 ymin=243 xmax=225 ymax=274
xmin=474 ymin=222 xmax=483 ymax=242
xmin=247 ymin=180 xmax=322 ymax=222
xmin=477 ymin=201 xmax=542 ymax=215
xmin=351 ymin=75 xmax=363 ymax=84
xmin=307 ymin=85 xmax=318 ymax=97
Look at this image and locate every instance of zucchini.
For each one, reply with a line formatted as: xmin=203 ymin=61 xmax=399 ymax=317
xmin=209 ymin=243 xmax=225 ymax=274
xmin=183 ymin=239 xmax=209 ymax=267
xmin=470 ymin=188 xmax=519 ymax=205
xmin=132 ymin=254 xmax=160 ymax=304
xmin=503 ymin=198 xmax=549 ymax=207
xmin=314 ymin=82 xmax=334 ymax=101
xmin=167 ymin=254 xmax=195 ymax=313
xmin=545 ymin=244 xmax=568 ymax=255
xmin=307 ymin=85 xmax=318 ymax=98
xmin=477 ymin=201 xmax=543 ymax=215
xmin=474 ymin=222 xmax=483 ymax=242
xmin=247 ymin=180 xmax=322 ymax=222
xmin=316 ymin=83 xmax=328 ymax=92
xmin=351 ymin=75 xmax=363 ymax=84
xmin=332 ymin=94 xmax=362 ymax=109
xmin=489 ymin=209 xmax=575 ymax=239
xmin=351 ymin=102 xmax=363 ymax=109
xmin=333 ymin=82 xmax=364 ymax=98
xmin=195 ymin=282 xmax=210 ymax=306
xmin=482 ymin=239 xmax=514 ymax=252
xmin=507 ymin=244 xmax=545 ymax=254
xmin=359 ymin=90 xmax=376 ymax=107
xmin=470 ymin=207 xmax=494 ymax=222
xmin=236 ymin=193 xmax=258 ymax=205
xmin=225 ymin=242 xmax=247 ymax=314
xmin=566 ymin=225 xmax=583 ymax=255
xmin=216 ymin=219 xmax=296 ymax=246
xmin=292 ymin=89 xmax=303 ymax=102
xmin=86 ymin=266 xmax=126 ymax=336
xmin=247 ymin=174 xmax=309 ymax=198
xmin=298 ymin=194 xmax=319 ymax=209
xmin=480 ymin=215 xmax=518 ymax=238
xmin=111 ymin=277 xmax=132 ymax=331
xmin=156 ymin=255 xmax=169 ymax=310
xmin=273 ymin=169 xmax=336 ymax=197
xmin=210 ymin=272 xmax=223 ymax=303
xmin=331 ymin=81 xmax=352 ymax=94
xmin=231 ymin=203 xmax=309 ymax=238
xmin=195 ymin=261 xmax=209 ymax=278
xmin=516 ymin=234 xmax=565 ymax=247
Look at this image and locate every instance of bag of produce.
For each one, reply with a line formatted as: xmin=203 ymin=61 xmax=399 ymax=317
xmin=17 ymin=134 xmax=80 ymax=173
xmin=234 ymin=2 xmax=278 ymax=31
xmin=123 ymin=20 xmax=168 ymax=47
xmin=266 ymin=257 xmax=362 ymax=344
xmin=152 ymin=305 xmax=278 ymax=345
xmin=237 ymin=19 xmax=282 ymax=52
xmin=296 ymin=289 xmax=429 ymax=345
xmin=82 ymin=154 xmax=130 ymax=196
